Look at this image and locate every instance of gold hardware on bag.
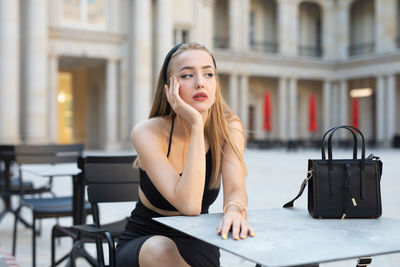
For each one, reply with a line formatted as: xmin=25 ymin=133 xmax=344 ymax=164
xmin=357 ymin=256 xmax=372 ymax=266
xmin=306 ymin=170 xmax=313 ymax=181
xmin=352 ymin=198 xmax=358 ymax=206
xmin=341 ymin=213 xmax=346 ymax=220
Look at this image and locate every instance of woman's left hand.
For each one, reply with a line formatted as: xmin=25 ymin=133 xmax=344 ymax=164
xmin=217 ymin=209 xmax=255 ymax=240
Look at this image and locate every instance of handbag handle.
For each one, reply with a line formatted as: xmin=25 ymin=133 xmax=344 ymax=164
xmin=321 ymin=126 xmax=358 ymax=160
xmin=327 ymin=125 xmax=366 ymax=170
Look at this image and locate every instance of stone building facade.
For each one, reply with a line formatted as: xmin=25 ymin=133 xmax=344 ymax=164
xmin=0 ymin=0 xmax=399 ymax=149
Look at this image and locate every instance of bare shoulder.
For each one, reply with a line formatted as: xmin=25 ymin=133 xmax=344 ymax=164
xmin=224 ymin=114 xmax=245 ymax=150
xmin=130 ymin=117 xmax=170 ymax=147
xmin=226 ymin=114 xmax=244 ymax=133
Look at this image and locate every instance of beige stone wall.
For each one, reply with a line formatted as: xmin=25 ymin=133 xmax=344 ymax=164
xmin=1 ymin=0 xmax=399 ymax=148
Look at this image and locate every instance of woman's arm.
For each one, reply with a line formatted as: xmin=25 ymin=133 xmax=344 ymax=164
xmin=218 ymin=118 xmax=255 ymax=240
xmin=132 ymin=122 xmax=205 ymax=215
xmin=132 ymin=77 xmax=206 ymax=215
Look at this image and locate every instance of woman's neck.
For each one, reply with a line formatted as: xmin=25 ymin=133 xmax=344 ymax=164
xmin=175 ymin=111 xmax=208 ymax=132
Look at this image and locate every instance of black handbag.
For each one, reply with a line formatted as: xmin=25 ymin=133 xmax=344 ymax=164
xmin=284 ymin=125 xmax=383 ymax=219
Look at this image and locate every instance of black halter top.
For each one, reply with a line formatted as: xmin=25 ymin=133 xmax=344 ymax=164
xmin=139 ymin=117 xmax=220 ymax=213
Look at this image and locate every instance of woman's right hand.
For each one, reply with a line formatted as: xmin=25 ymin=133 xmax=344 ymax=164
xmin=165 ymin=76 xmax=203 ymax=127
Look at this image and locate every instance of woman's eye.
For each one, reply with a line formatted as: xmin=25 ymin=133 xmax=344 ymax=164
xmin=205 ymin=73 xmax=214 ymax=77
xmin=180 ymin=74 xmax=193 ymax=79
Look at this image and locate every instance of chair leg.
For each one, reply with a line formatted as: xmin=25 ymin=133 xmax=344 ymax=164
xmin=12 ymin=206 xmax=21 ymax=255
xmin=32 ymin=215 xmax=36 ymax=267
xmin=51 ymin=226 xmax=56 ymax=267
xmin=104 ymin=231 xmax=116 ymax=267
xmin=70 ymin=240 xmax=83 ymax=267
xmin=95 ymin=237 xmax=105 ymax=266
xmin=38 ymin=218 xmax=42 ymax=236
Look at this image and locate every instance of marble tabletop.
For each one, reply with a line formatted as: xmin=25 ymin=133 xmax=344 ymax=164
xmin=155 ymin=208 xmax=400 ymax=267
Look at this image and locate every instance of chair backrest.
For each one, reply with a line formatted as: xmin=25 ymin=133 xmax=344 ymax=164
xmin=84 ymin=155 xmax=139 ymax=204
xmin=0 ymin=145 xmax=16 ymax=162
xmin=0 ymin=146 xmax=15 ymax=180
xmin=14 ymin=144 xmax=84 ymax=164
xmin=83 ymin=155 xmax=139 ymax=227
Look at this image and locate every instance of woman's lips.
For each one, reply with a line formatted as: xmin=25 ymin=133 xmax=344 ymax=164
xmin=193 ymin=92 xmax=208 ymax=101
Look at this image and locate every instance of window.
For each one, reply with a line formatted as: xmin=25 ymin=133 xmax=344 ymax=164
xmin=174 ymin=28 xmax=190 ymax=44
xmin=213 ymin=0 xmax=229 ymax=49
xmin=249 ymin=11 xmax=256 ymax=45
xmin=61 ymin=0 xmax=107 ymax=29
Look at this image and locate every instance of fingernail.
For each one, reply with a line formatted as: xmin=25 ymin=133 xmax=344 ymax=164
xmin=233 ymin=236 xmax=239 ymax=240
xmin=240 ymin=235 xmax=246 ymax=239
xmin=222 ymin=234 xmax=227 ymax=240
xmin=164 ymin=84 xmax=168 ymax=89
xmin=217 ymin=229 xmax=221 ymax=234
xmin=250 ymin=232 xmax=255 ymax=237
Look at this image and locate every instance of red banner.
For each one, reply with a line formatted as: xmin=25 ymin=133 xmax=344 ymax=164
xmin=351 ymin=98 xmax=359 ymax=129
xmin=309 ymin=94 xmax=317 ymax=132
xmin=263 ymin=92 xmax=272 ymax=131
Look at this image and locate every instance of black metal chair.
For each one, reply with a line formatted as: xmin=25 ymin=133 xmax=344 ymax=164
xmin=11 ymin=144 xmax=92 ymax=267
xmin=0 ymin=145 xmax=36 ymax=223
xmin=51 ymin=155 xmax=139 ymax=267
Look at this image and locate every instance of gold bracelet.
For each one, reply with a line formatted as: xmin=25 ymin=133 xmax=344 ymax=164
xmin=223 ymin=201 xmax=248 ymax=218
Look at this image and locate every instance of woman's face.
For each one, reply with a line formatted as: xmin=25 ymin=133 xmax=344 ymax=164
xmin=169 ymin=49 xmax=217 ymax=113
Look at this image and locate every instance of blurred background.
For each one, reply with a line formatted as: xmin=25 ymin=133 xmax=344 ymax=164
xmin=0 ymin=0 xmax=399 ymax=150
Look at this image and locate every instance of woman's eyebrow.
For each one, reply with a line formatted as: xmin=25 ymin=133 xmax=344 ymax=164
xmin=178 ymin=65 xmax=213 ymax=72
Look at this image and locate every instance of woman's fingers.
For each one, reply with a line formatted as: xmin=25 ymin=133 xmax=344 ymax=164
xmin=220 ymin=215 xmax=233 ymax=240
xmin=217 ymin=218 xmax=223 ymax=235
xmin=248 ymin=225 xmax=256 ymax=237
xmin=164 ymin=84 xmax=172 ymax=103
xmin=231 ymin=218 xmax=241 ymax=240
xmin=171 ymin=76 xmax=179 ymax=97
xmin=239 ymin=220 xmax=249 ymax=239
xmin=165 ymin=76 xmax=184 ymax=110
xmin=218 ymin=212 xmax=254 ymax=241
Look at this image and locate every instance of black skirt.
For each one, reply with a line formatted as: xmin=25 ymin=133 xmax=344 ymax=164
xmin=116 ymin=201 xmax=220 ymax=267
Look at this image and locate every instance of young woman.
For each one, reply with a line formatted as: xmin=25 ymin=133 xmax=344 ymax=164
xmin=116 ymin=42 xmax=254 ymax=267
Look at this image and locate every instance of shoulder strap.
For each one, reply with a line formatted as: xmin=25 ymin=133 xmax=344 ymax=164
xmin=283 ymin=178 xmax=309 ymax=208
xmin=166 ymin=116 xmax=175 ymax=158
xmin=283 ymin=169 xmax=314 ymax=208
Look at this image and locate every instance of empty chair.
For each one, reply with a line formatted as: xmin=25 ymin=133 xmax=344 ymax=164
xmin=12 ymin=144 xmax=92 ymax=267
xmin=0 ymin=145 xmax=39 ymax=223
xmin=52 ymin=155 xmax=139 ymax=267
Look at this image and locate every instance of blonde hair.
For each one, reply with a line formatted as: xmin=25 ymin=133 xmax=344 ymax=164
xmin=147 ymin=42 xmax=246 ymax=189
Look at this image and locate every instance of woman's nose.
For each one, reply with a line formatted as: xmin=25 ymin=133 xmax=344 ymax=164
xmin=196 ymin=75 xmax=205 ymax=89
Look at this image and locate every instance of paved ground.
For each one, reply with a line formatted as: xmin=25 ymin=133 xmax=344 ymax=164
xmin=0 ymin=148 xmax=399 ymax=266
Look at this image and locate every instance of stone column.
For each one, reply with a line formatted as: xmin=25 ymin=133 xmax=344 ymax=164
xmin=240 ymin=75 xmax=249 ymax=131
xmin=375 ymin=0 xmax=397 ymax=53
xmin=105 ymin=59 xmax=118 ymax=150
xmin=22 ymin=0 xmax=49 ymax=143
xmin=322 ymin=80 xmax=331 ymax=131
xmin=0 ymin=0 xmax=20 ymax=143
xmin=201 ymin=0 xmax=214 ymax=49
xmin=155 ymin=0 xmax=173 ymax=82
xmin=229 ymin=0 xmax=241 ymax=51
xmin=132 ymin=0 xmax=152 ymax=126
xmin=322 ymin=1 xmax=336 ymax=60
xmin=330 ymin=82 xmax=340 ymax=126
xmin=376 ymin=75 xmax=385 ymax=143
xmin=288 ymin=78 xmax=297 ymax=140
xmin=339 ymin=80 xmax=348 ymax=138
xmin=48 ymin=55 xmax=58 ymax=143
xmin=278 ymin=0 xmax=298 ymax=56
xmin=229 ymin=74 xmax=239 ymax=114
xmin=241 ymin=0 xmax=250 ymax=51
xmin=278 ymin=77 xmax=288 ymax=141
xmin=386 ymin=74 xmax=397 ymax=143
xmin=336 ymin=0 xmax=350 ymax=60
